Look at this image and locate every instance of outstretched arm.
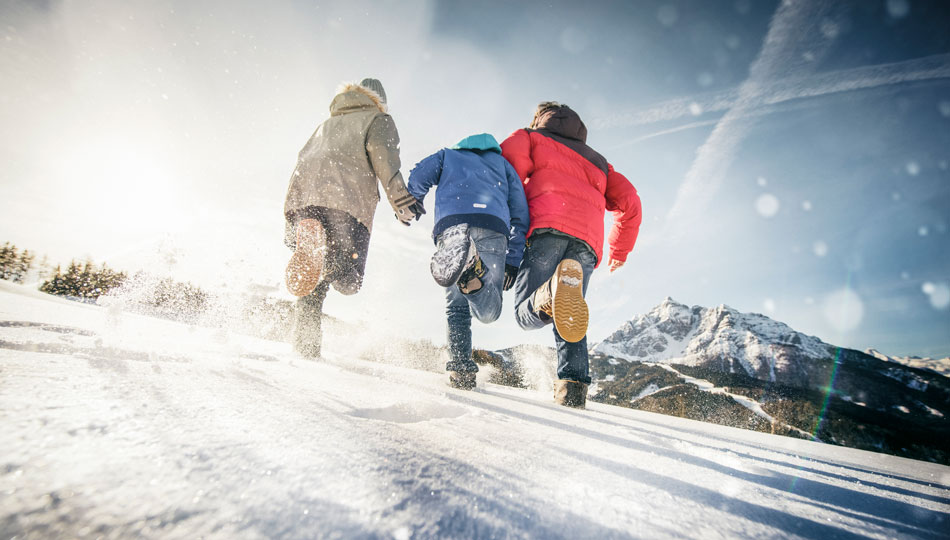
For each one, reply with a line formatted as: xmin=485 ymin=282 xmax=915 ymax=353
xmin=366 ymin=115 xmax=418 ymax=220
xmin=407 ymin=150 xmax=445 ymax=204
xmin=604 ymin=164 xmax=642 ymax=271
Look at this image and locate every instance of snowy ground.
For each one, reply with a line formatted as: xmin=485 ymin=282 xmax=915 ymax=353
xmin=1 ymin=282 xmax=949 ymax=539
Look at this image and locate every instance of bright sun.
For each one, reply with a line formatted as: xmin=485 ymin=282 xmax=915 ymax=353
xmin=53 ymin=137 xmax=187 ymax=236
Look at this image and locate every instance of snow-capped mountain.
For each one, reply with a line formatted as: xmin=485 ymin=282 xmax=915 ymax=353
xmin=588 ymin=298 xmax=950 ymax=463
xmin=866 ymin=348 xmax=950 ymax=377
xmin=593 ymin=297 xmax=836 ymax=388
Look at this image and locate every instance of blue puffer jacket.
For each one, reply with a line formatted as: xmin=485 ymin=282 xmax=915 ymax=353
xmin=408 ymin=133 xmax=530 ymax=267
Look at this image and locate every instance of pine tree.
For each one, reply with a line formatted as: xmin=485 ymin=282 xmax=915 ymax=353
xmin=40 ymin=265 xmax=65 ymax=296
xmin=0 ymin=243 xmax=17 ymax=281
xmin=12 ymin=250 xmax=35 ymax=284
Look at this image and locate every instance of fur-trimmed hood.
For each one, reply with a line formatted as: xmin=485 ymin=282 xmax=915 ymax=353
xmin=329 ymin=83 xmax=388 ymax=115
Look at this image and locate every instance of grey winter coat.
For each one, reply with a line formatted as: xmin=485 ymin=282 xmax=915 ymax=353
xmin=284 ymin=84 xmax=416 ymax=239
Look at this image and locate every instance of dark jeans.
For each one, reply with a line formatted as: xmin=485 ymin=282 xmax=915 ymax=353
xmin=444 ymin=227 xmax=507 ymax=373
xmin=288 ymin=206 xmax=370 ymax=356
xmin=512 ymin=232 xmax=597 ymax=384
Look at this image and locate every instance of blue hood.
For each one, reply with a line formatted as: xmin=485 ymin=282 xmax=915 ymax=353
xmin=450 ymin=133 xmax=502 ymax=154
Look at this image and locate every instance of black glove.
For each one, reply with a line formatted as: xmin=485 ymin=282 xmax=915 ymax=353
xmin=408 ymin=199 xmax=426 ymax=221
xmin=503 ymin=264 xmax=519 ymax=291
xmin=396 ymin=198 xmax=426 ymax=226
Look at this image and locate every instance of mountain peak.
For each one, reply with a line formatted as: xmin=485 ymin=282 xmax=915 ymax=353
xmin=594 ymin=300 xmax=833 ymax=385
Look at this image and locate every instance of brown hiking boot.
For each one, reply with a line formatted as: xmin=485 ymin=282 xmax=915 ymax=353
xmin=286 ymin=218 xmax=327 ymax=297
xmin=457 ymin=252 xmax=486 ymax=294
xmin=532 ymin=259 xmax=588 ymax=343
xmin=448 ymin=371 xmax=477 ymax=390
xmin=554 ymin=379 xmax=588 ymax=408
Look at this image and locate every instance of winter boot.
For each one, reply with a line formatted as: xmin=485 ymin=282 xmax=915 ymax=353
xmin=554 ymin=379 xmax=588 ymax=408
xmin=286 ymin=219 xmax=327 ymax=297
xmin=457 ymin=249 xmax=487 ymax=294
xmin=448 ymin=370 xmax=477 ymax=390
xmin=532 ymin=259 xmax=588 ymax=343
xmin=431 ymin=224 xmax=472 ymax=287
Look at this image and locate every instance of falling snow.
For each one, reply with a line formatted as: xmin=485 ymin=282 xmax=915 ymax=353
xmin=754 ymin=194 xmax=780 ymax=218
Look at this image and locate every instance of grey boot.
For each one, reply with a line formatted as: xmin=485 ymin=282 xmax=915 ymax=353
xmin=449 ymin=371 xmax=477 ymax=390
xmin=554 ymin=379 xmax=588 ymax=408
xmin=293 ymin=284 xmax=328 ymax=359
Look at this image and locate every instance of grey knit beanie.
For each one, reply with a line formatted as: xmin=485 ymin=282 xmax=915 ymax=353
xmin=359 ymin=78 xmax=387 ymax=104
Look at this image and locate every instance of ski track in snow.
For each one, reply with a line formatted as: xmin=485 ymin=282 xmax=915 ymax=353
xmin=1 ymin=282 xmax=949 ymax=539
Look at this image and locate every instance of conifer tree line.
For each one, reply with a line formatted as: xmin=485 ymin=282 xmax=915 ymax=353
xmin=39 ymin=259 xmax=128 ymax=301
xmin=2 ymin=241 xmax=210 ymax=317
xmin=0 ymin=242 xmax=38 ymax=283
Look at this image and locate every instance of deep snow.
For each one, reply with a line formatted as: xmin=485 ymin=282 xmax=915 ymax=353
xmin=1 ymin=282 xmax=948 ymax=539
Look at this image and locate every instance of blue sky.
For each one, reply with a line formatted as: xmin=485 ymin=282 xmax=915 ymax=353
xmin=1 ymin=0 xmax=948 ymax=357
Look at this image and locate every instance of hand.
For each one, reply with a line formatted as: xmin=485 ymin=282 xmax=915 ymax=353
xmin=408 ymin=199 xmax=426 ymax=221
xmin=395 ymin=198 xmax=425 ymax=226
xmin=608 ymin=258 xmax=625 ymax=273
xmin=503 ymin=264 xmax=519 ymax=291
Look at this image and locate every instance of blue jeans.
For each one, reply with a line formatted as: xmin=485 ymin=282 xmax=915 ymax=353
xmin=513 ymin=232 xmax=597 ymax=384
xmin=444 ymin=227 xmax=507 ymax=373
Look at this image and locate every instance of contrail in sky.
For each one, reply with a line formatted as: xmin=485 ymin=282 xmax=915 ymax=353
xmin=593 ymin=53 xmax=950 ymax=133
xmin=665 ymin=0 xmax=836 ymax=228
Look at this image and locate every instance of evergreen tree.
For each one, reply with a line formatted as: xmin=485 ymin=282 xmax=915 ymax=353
xmin=12 ymin=250 xmax=35 ymax=284
xmin=0 ymin=243 xmax=17 ymax=281
xmin=40 ymin=265 xmax=65 ymax=296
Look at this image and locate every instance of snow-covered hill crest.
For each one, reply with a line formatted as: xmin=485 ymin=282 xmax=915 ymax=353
xmin=593 ymin=297 xmax=833 ymax=386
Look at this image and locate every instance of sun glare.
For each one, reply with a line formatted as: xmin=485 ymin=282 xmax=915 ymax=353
xmin=54 ymin=138 xmax=187 ymax=234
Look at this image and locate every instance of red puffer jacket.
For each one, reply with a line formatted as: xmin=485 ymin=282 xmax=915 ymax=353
xmin=501 ymin=106 xmax=642 ymax=267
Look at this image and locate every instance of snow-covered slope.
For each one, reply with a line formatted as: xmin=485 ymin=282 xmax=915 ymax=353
xmin=595 ymin=297 xmax=844 ymax=387
xmin=2 ymin=283 xmax=949 ymax=539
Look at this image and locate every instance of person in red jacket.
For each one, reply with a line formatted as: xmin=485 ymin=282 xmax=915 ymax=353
xmin=501 ymin=101 xmax=642 ymax=408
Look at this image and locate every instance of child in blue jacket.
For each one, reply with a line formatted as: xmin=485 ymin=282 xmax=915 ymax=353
xmin=408 ymin=133 xmax=529 ymax=390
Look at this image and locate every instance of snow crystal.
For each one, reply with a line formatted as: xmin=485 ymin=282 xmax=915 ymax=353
xmin=725 ymin=35 xmax=741 ymax=50
xmin=894 ymin=405 xmax=910 ymax=414
xmin=906 ymin=161 xmax=920 ymax=176
xmin=922 ymin=282 xmax=950 ymax=310
xmin=939 ymin=101 xmax=950 ymax=118
xmin=802 ymin=200 xmax=812 ymax=211
xmin=697 ymin=72 xmax=714 ymax=88
xmin=939 ymin=160 xmax=949 ymax=171
xmin=918 ymin=226 xmax=929 ymax=236
xmin=819 ymin=19 xmax=840 ymax=39
xmin=892 ymin=191 xmax=902 ymax=201
xmin=559 ymin=26 xmax=588 ymax=54
xmin=822 ymin=288 xmax=864 ymax=333
xmin=813 ymin=241 xmax=829 ymax=257
xmin=688 ymin=102 xmax=703 ymax=116
xmin=393 ymin=526 xmax=412 ymax=540
xmin=756 ymin=176 xmax=767 ymax=187
xmin=657 ymin=4 xmax=678 ymax=27
xmin=763 ymin=298 xmax=776 ymax=313
xmin=754 ymin=194 xmax=780 ymax=218
xmin=886 ymin=0 xmax=910 ymax=19
xmin=901 ymin=271 xmax=910 ymax=280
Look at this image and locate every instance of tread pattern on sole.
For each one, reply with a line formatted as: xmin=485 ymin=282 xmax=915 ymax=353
xmin=286 ymin=219 xmax=327 ymax=297
xmin=551 ymin=259 xmax=588 ymax=343
xmin=430 ymin=224 xmax=471 ymax=287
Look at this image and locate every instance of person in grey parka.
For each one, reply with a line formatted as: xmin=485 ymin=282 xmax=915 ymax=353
xmin=284 ymin=78 xmax=424 ymax=358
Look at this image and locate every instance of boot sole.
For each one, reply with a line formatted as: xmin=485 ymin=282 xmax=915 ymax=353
xmin=286 ymin=219 xmax=326 ymax=297
xmin=431 ymin=224 xmax=471 ymax=287
xmin=551 ymin=259 xmax=588 ymax=343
